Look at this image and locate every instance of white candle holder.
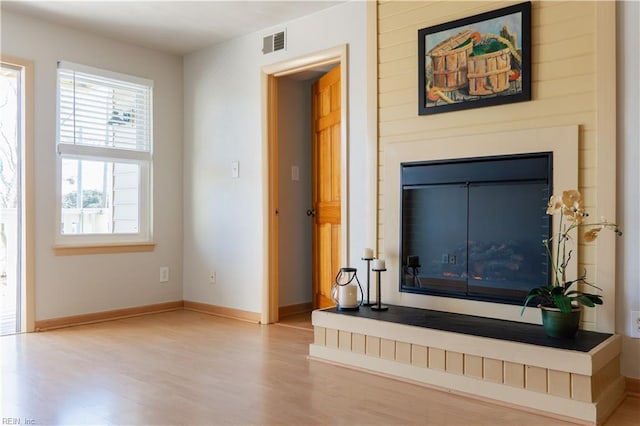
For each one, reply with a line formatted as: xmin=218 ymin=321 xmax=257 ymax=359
xmin=331 ymin=267 xmax=363 ymax=311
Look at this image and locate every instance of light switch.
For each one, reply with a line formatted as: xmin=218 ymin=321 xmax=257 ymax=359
xmin=291 ymin=165 xmax=299 ymax=181
xmin=231 ymin=161 xmax=239 ymax=179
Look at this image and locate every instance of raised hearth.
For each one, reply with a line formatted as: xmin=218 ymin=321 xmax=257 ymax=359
xmin=325 ymin=305 xmax=610 ymax=352
xmin=310 ymin=306 xmax=624 ymax=425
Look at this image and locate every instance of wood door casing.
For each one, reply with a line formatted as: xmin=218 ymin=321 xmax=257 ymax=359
xmin=312 ymin=65 xmax=341 ymax=309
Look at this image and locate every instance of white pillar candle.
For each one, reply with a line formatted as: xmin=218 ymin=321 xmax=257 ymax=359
xmin=363 ymin=248 xmax=373 ymax=259
xmin=373 ymin=259 xmax=385 ymax=270
xmin=338 ymin=284 xmax=358 ymax=308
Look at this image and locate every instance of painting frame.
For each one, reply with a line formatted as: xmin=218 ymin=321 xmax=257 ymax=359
xmin=418 ymin=2 xmax=531 ymax=116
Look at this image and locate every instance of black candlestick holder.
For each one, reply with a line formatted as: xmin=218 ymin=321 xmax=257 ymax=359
xmin=371 ymin=266 xmax=388 ymax=311
xmin=361 ymin=256 xmax=375 ymax=307
xmin=406 ymin=255 xmax=421 ymax=287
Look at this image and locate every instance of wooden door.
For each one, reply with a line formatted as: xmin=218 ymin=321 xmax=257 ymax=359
xmin=311 ymin=65 xmax=341 ymax=309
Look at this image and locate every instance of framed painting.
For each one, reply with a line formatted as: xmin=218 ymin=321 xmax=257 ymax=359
xmin=418 ymin=2 xmax=531 ymax=115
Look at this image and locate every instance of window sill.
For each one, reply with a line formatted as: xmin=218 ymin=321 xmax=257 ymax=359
xmin=53 ymin=242 xmax=156 ymax=256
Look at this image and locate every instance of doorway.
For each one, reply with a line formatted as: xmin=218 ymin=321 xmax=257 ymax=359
xmin=0 ymin=63 xmax=22 ymax=334
xmin=0 ymin=57 xmax=33 ymax=334
xmin=262 ymin=45 xmax=348 ymax=324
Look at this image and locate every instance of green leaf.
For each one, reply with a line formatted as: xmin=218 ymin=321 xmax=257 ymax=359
xmin=552 ymin=294 xmax=573 ymax=313
xmin=521 ymin=293 xmax=540 ymax=315
xmin=583 ymin=294 xmax=603 ymax=305
xmin=565 ymin=291 xmax=603 ymax=307
xmin=575 ymin=295 xmax=595 ymax=307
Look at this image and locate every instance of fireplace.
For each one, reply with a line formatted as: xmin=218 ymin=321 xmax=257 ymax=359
xmin=399 ymin=153 xmax=552 ymax=305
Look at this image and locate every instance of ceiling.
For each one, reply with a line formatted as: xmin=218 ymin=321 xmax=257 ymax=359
xmin=1 ymin=0 xmax=345 ymax=56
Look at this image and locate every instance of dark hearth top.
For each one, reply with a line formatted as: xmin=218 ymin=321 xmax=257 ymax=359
xmin=326 ymin=305 xmax=612 ymax=352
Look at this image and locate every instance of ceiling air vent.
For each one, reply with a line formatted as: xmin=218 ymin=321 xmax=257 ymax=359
xmin=262 ymin=30 xmax=286 ymax=54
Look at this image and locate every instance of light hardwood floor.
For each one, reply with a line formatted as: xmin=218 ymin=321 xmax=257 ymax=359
xmin=2 ymin=310 xmax=638 ymax=425
xmin=276 ymin=311 xmax=313 ymax=331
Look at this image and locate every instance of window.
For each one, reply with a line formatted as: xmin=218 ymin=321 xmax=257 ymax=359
xmin=56 ymin=61 xmax=153 ymax=245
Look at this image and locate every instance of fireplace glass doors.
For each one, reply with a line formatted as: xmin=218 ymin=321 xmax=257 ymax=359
xmin=400 ymin=153 xmax=552 ymax=305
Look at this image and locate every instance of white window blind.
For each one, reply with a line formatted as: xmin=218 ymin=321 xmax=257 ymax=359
xmin=57 ymin=61 xmax=152 ymax=153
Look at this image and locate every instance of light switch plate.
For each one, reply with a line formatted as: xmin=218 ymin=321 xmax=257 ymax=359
xmin=631 ymin=310 xmax=640 ymax=338
xmin=159 ymin=267 xmax=169 ymax=283
xmin=291 ymin=165 xmax=299 ymax=181
xmin=231 ymin=161 xmax=239 ymax=178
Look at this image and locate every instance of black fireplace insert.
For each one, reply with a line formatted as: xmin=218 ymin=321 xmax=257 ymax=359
xmin=400 ymin=152 xmax=552 ymax=305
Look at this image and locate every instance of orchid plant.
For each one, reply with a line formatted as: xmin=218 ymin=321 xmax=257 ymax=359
xmin=521 ymin=190 xmax=622 ymax=314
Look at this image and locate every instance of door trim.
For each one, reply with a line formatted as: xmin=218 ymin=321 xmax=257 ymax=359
xmin=261 ymin=45 xmax=348 ymax=324
xmin=1 ymin=55 xmax=35 ymax=332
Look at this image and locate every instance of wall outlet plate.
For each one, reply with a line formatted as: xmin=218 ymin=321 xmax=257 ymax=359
xmin=631 ymin=310 xmax=640 ymax=338
xmin=209 ymin=271 xmax=216 ymax=284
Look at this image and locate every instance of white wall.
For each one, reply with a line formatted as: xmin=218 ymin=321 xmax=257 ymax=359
xmin=1 ymin=11 xmax=184 ymax=320
xmin=0 ymin=0 xmax=636 ymax=380
xmin=617 ymin=0 xmax=640 ymax=379
xmin=183 ymin=1 xmax=368 ymax=313
xmin=277 ymin=76 xmax=313 ymax=308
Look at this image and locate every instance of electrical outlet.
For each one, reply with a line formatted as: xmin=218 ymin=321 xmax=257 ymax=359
xmin=441 ymin=254 xmax=449 ymax=264
xmin=209 ymin=271 xmax=216 ymax=284
xmin=630 ymin=310 xmax=640 ymax=338
xmin=159 ymin=267 xmax=169 ymax=283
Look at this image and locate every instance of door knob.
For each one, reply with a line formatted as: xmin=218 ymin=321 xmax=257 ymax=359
xmin=306 ymin=209 xmax=316 ymax=217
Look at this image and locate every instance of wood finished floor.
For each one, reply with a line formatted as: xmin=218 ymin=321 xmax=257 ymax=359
xmin=1 ymin=310 xmax=638 ymax=426
xmin=276 ymin=311 xmax=313 ymax=331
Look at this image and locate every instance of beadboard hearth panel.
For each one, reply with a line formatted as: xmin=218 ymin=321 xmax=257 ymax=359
xmin=310 ymin=307 xmax=625 ymax=424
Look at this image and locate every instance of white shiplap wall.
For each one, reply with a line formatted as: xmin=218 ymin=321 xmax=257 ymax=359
xmin=376 ymin=1 xmax=617 ymax=331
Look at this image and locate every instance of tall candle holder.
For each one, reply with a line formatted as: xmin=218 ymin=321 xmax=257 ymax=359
xmin=361 ymin=256 xmax=375 ymax=307
xmin=406 ymin=255 xmax=421 ymax=287
xmin=371 ymin=261 xmax=388 ymax=311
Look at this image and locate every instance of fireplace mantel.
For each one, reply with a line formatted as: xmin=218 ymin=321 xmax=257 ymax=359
xmin=380 ymin=125 xmax=618 ymax=331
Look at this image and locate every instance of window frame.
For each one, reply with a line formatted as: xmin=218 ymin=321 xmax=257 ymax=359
xmin=55 ymin=61 xmax=153 ymax=247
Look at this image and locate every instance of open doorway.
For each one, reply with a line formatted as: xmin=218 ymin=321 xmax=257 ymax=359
xmin=1 ymin=63 xmax=22 ymax=335
xmin=275 ymin=73 xmax=314 ymax=323
xmin=262 ymin=45 xmax=348 ymax=325
xmin=1 ymin=57 xmax=33 ymax=335
xmin=274 ymin=64 xmax=340 ymax=330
